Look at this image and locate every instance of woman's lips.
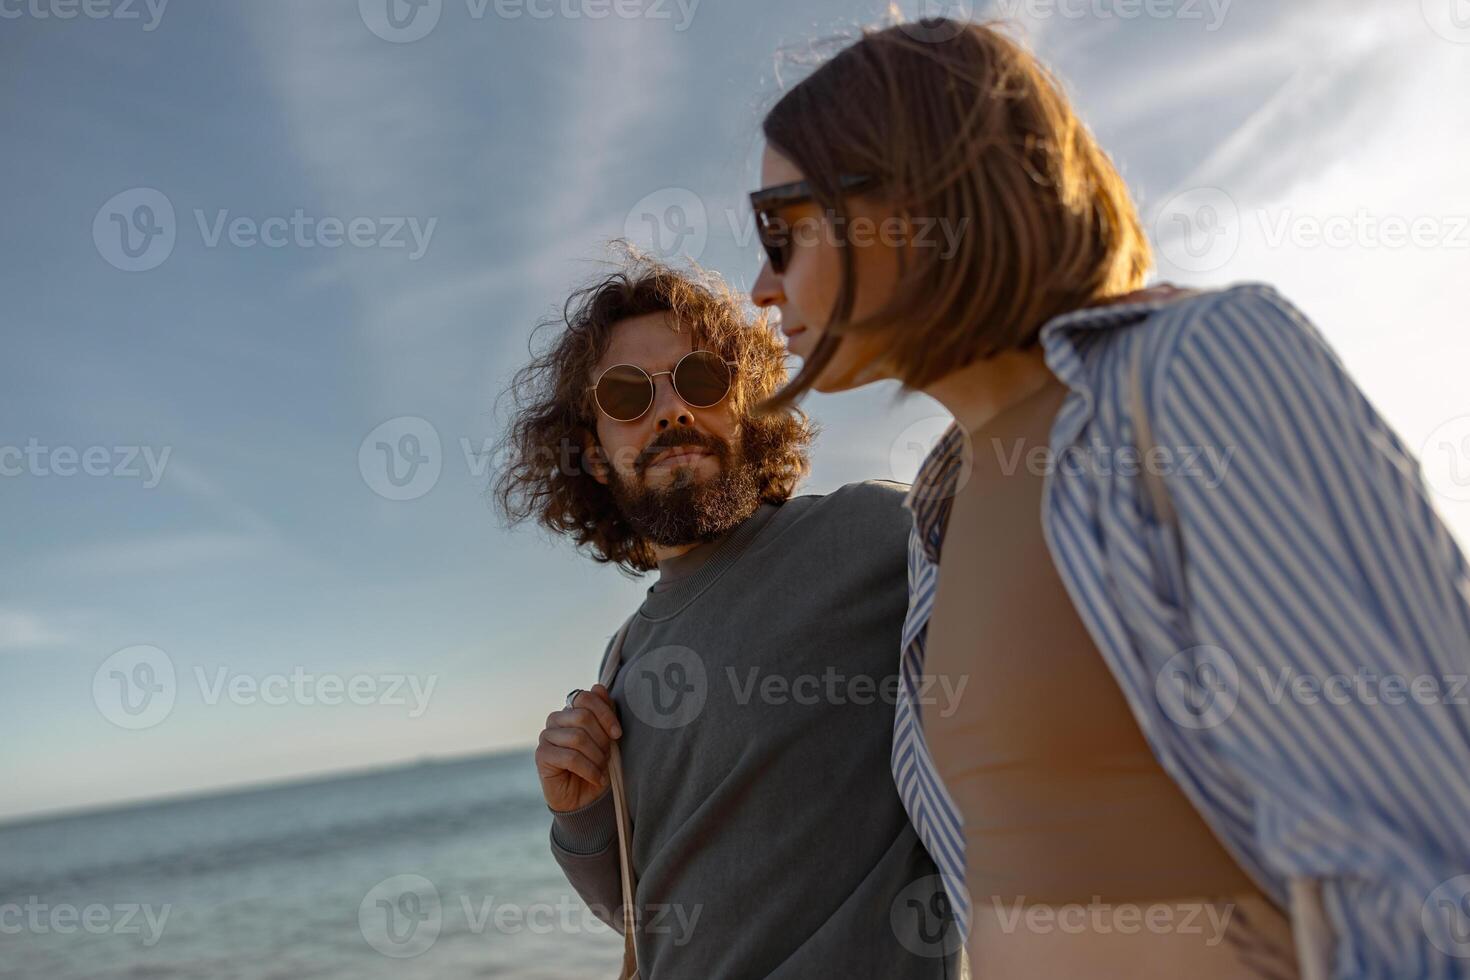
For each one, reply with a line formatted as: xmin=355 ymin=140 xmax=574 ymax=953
xmin=782 ymin=324 xmax=814 ymax=359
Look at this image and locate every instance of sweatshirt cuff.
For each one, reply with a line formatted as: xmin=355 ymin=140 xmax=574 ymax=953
xmin=550 ymin=791 xmax=616 ymax=855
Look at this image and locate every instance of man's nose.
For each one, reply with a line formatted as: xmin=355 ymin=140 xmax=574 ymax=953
xmin=649 ymin=374 xmax=694 ymax=431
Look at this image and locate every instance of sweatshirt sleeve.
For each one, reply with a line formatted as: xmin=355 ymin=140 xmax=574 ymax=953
xmin=549 ymin=790 xmax=627 ymax=931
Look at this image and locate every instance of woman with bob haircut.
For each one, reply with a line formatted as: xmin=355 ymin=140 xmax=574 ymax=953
xmin=748 ymin=17 xmax=1470 ymax=979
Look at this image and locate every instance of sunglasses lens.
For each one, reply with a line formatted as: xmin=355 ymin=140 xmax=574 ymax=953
xmin=675 ymin=351 xmax=732 ymax=408
xmin=756 ymin=212 xmax=789 ymax=273
xmin=595 ymin=365 xmax=654 ymax=421
xmin=764 ymin=242 xmax=788 ymax=274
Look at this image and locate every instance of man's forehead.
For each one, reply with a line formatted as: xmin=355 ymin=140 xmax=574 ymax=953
xmin=596 ymin=313 xmax=696 ymax=370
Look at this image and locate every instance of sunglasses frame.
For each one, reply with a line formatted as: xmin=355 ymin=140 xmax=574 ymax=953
xmin=749 ymin=172 xmax=878 ymax=274
xmin=585 ymin=349 xmax=739 ymax=423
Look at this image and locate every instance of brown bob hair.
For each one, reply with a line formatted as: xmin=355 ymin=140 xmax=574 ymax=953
xmin=760 ymin=17 xmax=1152 ymax=410
xmin=495 ymin=245 xmax=815 ymax=575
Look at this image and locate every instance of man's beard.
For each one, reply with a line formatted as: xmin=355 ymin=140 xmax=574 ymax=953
xmin=606 ymin=431 xmax=762 ymax=548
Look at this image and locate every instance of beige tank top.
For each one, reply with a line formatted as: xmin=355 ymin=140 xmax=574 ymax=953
xmin=922 ymin=377 xmax=1298 ymax=978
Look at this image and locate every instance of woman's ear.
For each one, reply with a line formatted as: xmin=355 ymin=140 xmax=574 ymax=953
xmin=581 ymin=431 xmax=610 ymax=486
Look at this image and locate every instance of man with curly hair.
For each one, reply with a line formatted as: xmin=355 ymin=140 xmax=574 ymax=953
xmin=496 ymin=249 xmax=959 ymax=979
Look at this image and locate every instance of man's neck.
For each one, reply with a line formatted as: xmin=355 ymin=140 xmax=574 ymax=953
xmin=652 ymin=540 xmax=702 ymax=563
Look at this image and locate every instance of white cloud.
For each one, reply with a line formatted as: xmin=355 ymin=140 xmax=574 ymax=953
xmin=0 ymin=608 xmax=71 ymax=652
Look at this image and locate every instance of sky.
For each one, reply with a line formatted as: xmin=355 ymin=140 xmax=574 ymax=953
xmin=3 ymin=0 xmax=1469 ymax=823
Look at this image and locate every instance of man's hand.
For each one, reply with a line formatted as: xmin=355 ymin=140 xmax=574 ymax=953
xmin=536 ymin=684 xmax=623 ymax=813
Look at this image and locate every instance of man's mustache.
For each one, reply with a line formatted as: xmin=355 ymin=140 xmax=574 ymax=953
xmin=635 ymin=430 xmax=729 ymax=474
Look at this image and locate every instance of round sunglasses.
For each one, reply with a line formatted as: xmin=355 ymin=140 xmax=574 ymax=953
xmin=586 ymin=350 xmax=738 ymax=423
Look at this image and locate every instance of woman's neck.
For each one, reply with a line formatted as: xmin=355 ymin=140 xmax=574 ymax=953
xmin=921 ymin=346 xmax=1055 ymax=435
xmin=919 ymin=287 xmax=1181 ymax=431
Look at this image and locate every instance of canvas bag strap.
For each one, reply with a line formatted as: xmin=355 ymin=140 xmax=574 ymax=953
xmin=597 ymin=614 xmax=641 ymax=979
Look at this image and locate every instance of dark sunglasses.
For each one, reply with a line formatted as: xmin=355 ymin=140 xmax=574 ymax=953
xmin=748 ymin=173 xmax=877 ymax=274
xmin=586 ymin=350 xmax=738 ymax=423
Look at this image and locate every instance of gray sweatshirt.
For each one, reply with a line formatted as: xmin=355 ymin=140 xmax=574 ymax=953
xmin=550 ymin=481 xmax=961 ymax=979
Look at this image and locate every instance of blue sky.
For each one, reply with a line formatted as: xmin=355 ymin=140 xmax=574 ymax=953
xmin=4 ymin=0 xmax=1469 ymax=822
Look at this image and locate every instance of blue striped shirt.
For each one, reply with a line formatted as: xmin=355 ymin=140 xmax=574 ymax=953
xmin=893 ymin=283 xmax=1470 ymax=977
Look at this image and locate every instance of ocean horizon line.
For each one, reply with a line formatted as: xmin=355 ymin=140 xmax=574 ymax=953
xmin=0 ymin=742 xmax=537 ymax=832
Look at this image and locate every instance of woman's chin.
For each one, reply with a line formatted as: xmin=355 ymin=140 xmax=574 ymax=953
xmin=792 ymin=332 xmax=890 ymax=394
xmin=783 ymin=333 xmax=816 ymax=362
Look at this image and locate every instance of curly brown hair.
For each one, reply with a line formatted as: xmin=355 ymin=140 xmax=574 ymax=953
xmin=494 ymin=245 xmax=816 ymax=575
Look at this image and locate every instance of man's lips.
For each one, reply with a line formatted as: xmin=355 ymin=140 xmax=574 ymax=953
xmin=648 ymin=446 xmax=710 ymax=469
xmin=781 ymin=324 xmax=807 ymax=339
